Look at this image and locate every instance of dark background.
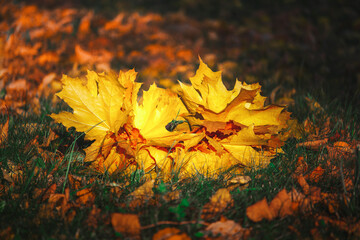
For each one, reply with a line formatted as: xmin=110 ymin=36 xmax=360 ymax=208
xmin=16 ymin=0 xmax=360 ymax=106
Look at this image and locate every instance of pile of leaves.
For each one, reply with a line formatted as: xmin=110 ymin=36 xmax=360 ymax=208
xmin=50 ymin=58 xmax=291 ymax=179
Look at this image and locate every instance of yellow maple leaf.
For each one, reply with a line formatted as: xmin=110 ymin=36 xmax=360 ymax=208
xmin=178 ymin=59 xmax=291 ymax=170
xmin=178 ymin=58 xmax=242 ymax=113
xmin=179 ymin=58 xmax=289 ymax=130
xmin=52 ymin=70 xmax=200 ymax=174
xmin=176 ymin=149 xmax=239 ymax=178
xmin=51 ymin=58 xmax=292 ymax=177
xmin=50 ymin=70 xmax=130 ymax=140
xmin=133 ymin=83 xmax=194 ymax=146
xmin=50 ymin=70 xmax=141 ymax=173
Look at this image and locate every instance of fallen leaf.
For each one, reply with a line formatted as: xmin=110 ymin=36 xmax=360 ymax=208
xmin=317 ymin=216 xmax=360 ymax=237
xmin=111 ymin=213 xmax=141 ymax=237
xmin=297 ymin=175 xmax=310 ymax=195
xmin=152 ymin=227 xmax=191 ymax=240
xmin=78 ymin=11 xmax=93 ymax=36
xmin=204 ymin=216 xmax=245 ymax=240
xmin=269 ymin=189 xmax=293 ymax=218
xmin=305 ymin=166 xmax=324 ymax=183
xmin=76 ymin=188 xmax=95 ymax=205
xmin=129 ymin=180 xmax=155 ymax=208
xmin=296 ymin=139 xmax=328 ymax=150
xmin=129 ymin=180 xmax=155 ymax=200
xmin=201 ymin=188 xmax=234 ymax=220
xmin=0 ymin=101 xmax=9 ymax=146
xmin=75 ymin=44 xmax=113 ymax=68
xmin=246 ymin=198 xmax=273 ymax=222
xmin=226 ymin=175 xmax=251 ymax=190
xmin=293 ymin=156 xmax=308 ymax=176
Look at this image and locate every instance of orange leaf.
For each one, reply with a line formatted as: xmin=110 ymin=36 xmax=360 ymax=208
xmin=76 ymin=188 xmax=95 ymax=205
xmin=333 ymin=141 xmax=351 ymax=152
xmin=0 ymin=101 xmax=9 ymax=146
xmin=305 ymin=166 xmax=324 ymax=183
xmin=293 ymin=156 xmax=308 ymax=176
xmin=111 ymin=213 xmax=141 ymax=236
xmin=204 ymin=217 xmax=245 ymax=240
xmin=75 ymin=44 xmax=113 ymax=66
xmin=269 ymin=189 xmax=293 ymax=218
xmin=41 ymin=183 xmax=57 ymax=202
xmin=201 ymin=188 xmax=234 ymax=220
xmin=296 ymin=139 xmax=328 ymax=150
xmin=38 ymin=52 xmax=59 ymax=65
xmin=153 ymin=227 xmax=191 ymax=240
xmin=297 ymin=175 xmax=310 ymax=195
xmin=78 ymin=11 xmax=93 ymax=36
xmin=246 ymin=198 xmax=273 ymax=222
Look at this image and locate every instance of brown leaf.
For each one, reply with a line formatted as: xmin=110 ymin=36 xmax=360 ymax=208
xmin=269 ymin=189 xmax=293 ymax=218
xmin=226 ymin=175 xmax=251 ymax=191
xmin=111 ymin=213 xmax=141 ymax=237
xmin=76 ymin=188 xmax=95 ymax=205
xmin=68 ymin=174 xmax=83 ymax=190
xmin=293 ymin=156 xmax=308 ymax=176
xmin=246 ymin=198 xmax=273 ymax=222
xmin=204 ymin=217 xmax=245 ymax=240
xmin=305 ymin=166 xmax=324 ymax=183
xmin=152 ymin=227 xmax=191 ymax=240
xmin=75 ymin=44 xmax=113 ymax=67
xmin=0 ymin=101 xmax=9 ymax=147
xmin=297 ymin=175 xmax=310 ymax=195
xmin=40 ymin=129 xmax=57 ymax=147
xmin=317 ymin=216 xmax=360 ymax=237
xmin=296 ymin=139 xmax=328 ymax=150
xmin=201 ymin=188 xmax=233 ymax=220
xmin=37 ymin=52 xmax=59 ymax=65
xmin=33 ymin=183 xmax=57 ymax=202
xmin=202 ymin=121 xmax=228 ymax=132
xmin=129 ymin=180 xmax=155 ymax=208
xmin=78 ymin=11 xmax=93 ymax=36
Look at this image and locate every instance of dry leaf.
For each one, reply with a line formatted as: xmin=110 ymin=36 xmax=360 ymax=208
xmin=305 ymin=166 xmax=324 ymax=183
xmin=296 ymin=139 xmax=328 ymax=150
xmin=297 ymin=175 xmax=310 ymax=195
xmin=204 ymin=216 xmax=245 ymax=240
xmin=246 ymin=198 xmax=273 ymax=222
xmin=202 ymin=188 xmax=234 ymax=220
xmin=75 ymin=44 xmax=113 ymax=67
xmin=152 ymin=227 xmax=191 ymax=240
xmin=0 ymin=101 xmax=9 ymax=146
xmin=269 ymin=189 xmax=293 ymax=218
xmin=129 ymin=180 xmax=154 ymax=208
xmin=333 ymin=141 xmax=352 ymax=153
xmin=129 ymin=180 xmax=155 ymax=200
xmin=226 ymin=175 xmax=251 ymax=190
xmin=76 ymin=188 xmax=95 ymax=205
xmin=111 ymin=213 xmax=141 ymax=237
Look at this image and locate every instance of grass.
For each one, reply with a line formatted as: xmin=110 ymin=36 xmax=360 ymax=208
xmin=0 ymin=93 xmax=359 ymax=239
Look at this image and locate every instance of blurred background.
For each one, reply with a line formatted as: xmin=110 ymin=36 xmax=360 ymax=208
xmin=1 ymin=0 xmax=360 ymax=113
